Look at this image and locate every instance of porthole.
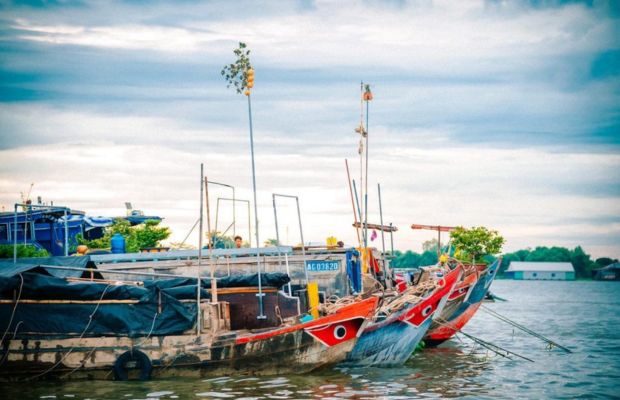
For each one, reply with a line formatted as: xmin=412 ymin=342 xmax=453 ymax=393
xmin=422 ymin=305 xmax=433 ymax=316
xmin=334 ymin=325 xmax=347 ymax=340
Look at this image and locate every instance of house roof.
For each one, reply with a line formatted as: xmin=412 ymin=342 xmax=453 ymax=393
xmin=506 ymin=262 xmax=574 ymax=273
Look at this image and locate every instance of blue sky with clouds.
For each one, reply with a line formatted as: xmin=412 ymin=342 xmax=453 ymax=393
xmin=0 ymin=0 xmax=618 ymax=258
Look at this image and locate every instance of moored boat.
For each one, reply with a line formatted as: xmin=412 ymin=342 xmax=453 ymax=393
xmin=0 ymin=256 xmax=378 ymax=381
xmin=343 ymin=263 xmax=462 ymax=367
xmin=423 ymin=258 xmax=500 ymax=346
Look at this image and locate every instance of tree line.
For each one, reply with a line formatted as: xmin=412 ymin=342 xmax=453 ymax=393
xmin=390 ymin=243 xmax=617 ymax=279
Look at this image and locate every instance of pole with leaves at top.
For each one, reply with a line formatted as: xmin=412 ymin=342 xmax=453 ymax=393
xmin=222 ymin=42 xmax=265 ymax=319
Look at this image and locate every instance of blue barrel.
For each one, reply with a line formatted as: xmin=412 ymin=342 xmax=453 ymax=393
xmin=111 ymin=233 xmax=126 ymax=254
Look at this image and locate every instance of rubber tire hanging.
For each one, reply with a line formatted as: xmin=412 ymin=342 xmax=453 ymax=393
xmin=113 ymin=350 xmax=152 ymax=381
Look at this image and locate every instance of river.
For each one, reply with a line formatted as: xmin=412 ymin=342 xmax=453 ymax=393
xmin=4 ymin=280 xmax=619 ymax=399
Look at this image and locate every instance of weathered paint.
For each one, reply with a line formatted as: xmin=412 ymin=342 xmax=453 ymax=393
xmin=343 ymin=266 xmax=461 ymax=367
xmin=0 ymin=297 xmax=378 ymax=381
xmin=425 ymin=260 xmax=500 ymax=345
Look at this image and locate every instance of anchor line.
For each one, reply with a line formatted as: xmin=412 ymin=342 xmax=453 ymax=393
xmin=480 ymin=305 xmax=572 ymax=353
xmin=435 ymin=318 xmax=534 ymax=362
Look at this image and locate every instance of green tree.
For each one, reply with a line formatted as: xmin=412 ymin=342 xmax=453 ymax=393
xmin=570 ymin=246 xmax=595 ymax=279
xmin=78 ymin=219 xmax=171 ymax=253
xmin=450 ymin=226 xmax=505 ymax=264
xmin=595 ymin=257 xmax=617 ymax=267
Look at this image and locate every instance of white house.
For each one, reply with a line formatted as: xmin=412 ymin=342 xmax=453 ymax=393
xmin=505 ymin=262 xmax=575 ymax=280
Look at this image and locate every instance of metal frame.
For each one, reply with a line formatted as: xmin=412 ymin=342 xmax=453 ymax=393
xmin=272 ymin=193 xmax=309 ymax=286
xmin=13 ymin=203 xmax=69 ymax=263
xmin=208 ymin=181 xmax=236 ymax=241
xmin=216 ymin=197 xmax=251 ymax=247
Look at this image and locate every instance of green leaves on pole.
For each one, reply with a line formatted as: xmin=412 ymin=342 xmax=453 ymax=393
xmin=221 ymin=42 xmax=253 ymax=95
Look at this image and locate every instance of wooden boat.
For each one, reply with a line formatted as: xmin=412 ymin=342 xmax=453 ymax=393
xmin=423 ymin=259 xmax=500 ymax=346
xmin=0 ymin=258 xmax=378 ymax=381
xmin=342 ymin=263 xmax=462 ymax=367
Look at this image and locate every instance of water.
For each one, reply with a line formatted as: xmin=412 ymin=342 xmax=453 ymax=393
xmin=4 ymin=280 xmax=620 ymax=399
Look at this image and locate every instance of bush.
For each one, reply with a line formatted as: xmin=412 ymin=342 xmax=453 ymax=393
xmin=77 ymin=219 xmax=171 ymax=253
xmin=0 ymin=244 xmax=49 ymax=259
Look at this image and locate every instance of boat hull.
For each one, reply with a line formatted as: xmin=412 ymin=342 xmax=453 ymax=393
xmin=0 ymin=298 xmax=377 ymax=381
xmin=343 ymin=267 xmax=461 ymax=367
xmin=424 ymin=260 xmax=500 ymax=346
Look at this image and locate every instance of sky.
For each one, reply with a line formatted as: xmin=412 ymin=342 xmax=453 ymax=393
xmin=0 ymin=0 xmax=618 ymax=258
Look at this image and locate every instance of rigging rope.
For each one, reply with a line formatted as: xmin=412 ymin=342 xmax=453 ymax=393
xmin=480 ymin=305 xmax=571 ymax=353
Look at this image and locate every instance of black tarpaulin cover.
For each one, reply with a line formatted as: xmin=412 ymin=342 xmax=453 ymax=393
xmin=0 ymin=268 xmax=290 ymax=339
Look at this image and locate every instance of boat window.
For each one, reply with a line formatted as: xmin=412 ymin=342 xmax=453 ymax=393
xmin=551 ymin=273 xmax=556 ymax=277
xmin=0 ymin=223 xmax=8 ymax=241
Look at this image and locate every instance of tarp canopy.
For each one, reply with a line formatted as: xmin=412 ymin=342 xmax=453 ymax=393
xmin=0 ymin=270 xmax=290 ymax=339
xmin=0 ymin=256 xmax=96 ymax=278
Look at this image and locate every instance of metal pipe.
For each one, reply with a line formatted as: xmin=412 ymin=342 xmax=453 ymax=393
xmin=216 ymin=197 xmax=251 ymax=247
xmin=207 ymin=180 xmax=235 ymax=244
xmin=352 ymin=180 xmax=364 ymax=243
xmin=197 ymin=163 xmax=204 ymax=334
xmin=205 ymin=177 xmax=218 ymax=304
xmin=63 ymin=209 xmax=69 ymax=257
xmin=247 ymin=94 xmax=265 ymax=319
xmin=272 ymin=194 xmax=280 ymax=246
xmin=13 ymin=204 xmax=17 ymax=264
xmin=390 ymin=222 xmax=394 ymax=256
xmin=345 ymin=159 xmax=362 ymax=246
xmin=36 ymin=264 xmax=203 ymax=280
xmin=284 ymin=252 xmax=292 ymax=296
xmin=272 ymin=193 xmax=309 ymax=286
xmin=378 ymin=183 xmax=387 ymax=272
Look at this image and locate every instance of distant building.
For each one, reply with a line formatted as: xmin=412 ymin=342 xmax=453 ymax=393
xmin=592 ymin=263 xmax=620 ymax=281
xmin=505 ymin=262 xmax=575 ymax=280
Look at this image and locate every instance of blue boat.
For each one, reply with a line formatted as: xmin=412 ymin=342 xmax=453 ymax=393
xmin=0 ymin=204 xmax=161 ymax=256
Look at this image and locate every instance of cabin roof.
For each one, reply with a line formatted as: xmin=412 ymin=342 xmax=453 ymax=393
xmin=506 ymin=261 xmax=574 ymax=273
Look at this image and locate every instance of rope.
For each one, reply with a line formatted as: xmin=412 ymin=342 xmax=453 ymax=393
xmin=0 ymin=321 xmax=23 ymax=366
xmin=1 ymin=273 xmax=24 ymax=343
xmin=27 ymin=284 xmax=113 ymax=381
xmin=480 ymin=305 xmax=572 ymax=353
xmin=434 ymin=317 xmax=534 ymax=362
xmin=377 ymin=279 xmax=438 ymax=316
xmin=61 ymin=310 xmax=159 ymax=379
xmin=316 ymin=294 xmax=361 ymax=315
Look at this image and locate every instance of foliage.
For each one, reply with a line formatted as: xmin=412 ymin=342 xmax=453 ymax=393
xmin=450 ymin=226 xmax=505 ymax=264
xmin=595 ymin=257 xmax=618 ymax=267
xmin=422 ymin=238 xmax=438 ymax=252
xmin=390 ymin=249 xmax=438 ymax=269
xmin=78 ymin=219 xmax=171 ymax=253
xmin=264 ymin=238 xmax=278 ymax=247
xmin=209 ymin=232 xmax=235 ymax=249
xmin=497 ymin=245 xmax=610 ymax=279
xmin=0 ymin=244 xmax=49 ymax=259
xmin=221 ymin=42 xmax=252 ymax=94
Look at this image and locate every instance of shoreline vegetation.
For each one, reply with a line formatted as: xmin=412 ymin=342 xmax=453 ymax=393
xmin=390 ymin=244 xmax=617 ymax=280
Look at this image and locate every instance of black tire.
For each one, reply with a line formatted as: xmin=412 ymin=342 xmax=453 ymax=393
xmin=113 ymin=350 xmax=152 ymax=381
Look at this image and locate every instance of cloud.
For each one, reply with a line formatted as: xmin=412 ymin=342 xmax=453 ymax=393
xmin=0 ymin=0 xmax=618 ymax=258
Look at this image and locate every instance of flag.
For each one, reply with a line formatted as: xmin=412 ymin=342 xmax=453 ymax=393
xmin=370 ymin=230 xmax=377 ymax=241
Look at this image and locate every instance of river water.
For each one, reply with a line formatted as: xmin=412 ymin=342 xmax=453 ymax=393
xmin=4 ymin=280 xmax=620 ymax=399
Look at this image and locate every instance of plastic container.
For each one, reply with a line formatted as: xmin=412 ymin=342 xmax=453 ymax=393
xmin=110 ymin=233 xmax=126 ymax=254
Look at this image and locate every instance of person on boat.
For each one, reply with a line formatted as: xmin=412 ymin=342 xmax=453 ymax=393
xmin=234 ymin=235 xmax=243 ymax=249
